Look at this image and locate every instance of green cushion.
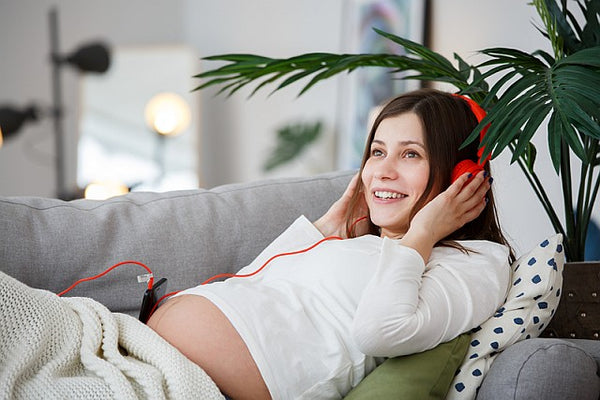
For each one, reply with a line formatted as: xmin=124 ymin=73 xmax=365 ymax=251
xmin=344 ymin=334 xmax=470 ymax=400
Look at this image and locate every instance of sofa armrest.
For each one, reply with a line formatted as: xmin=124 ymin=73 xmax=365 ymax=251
xmin=477 ymin=338 xmax=600 ymax=400
xmin=0 ymin=171 xmax=353 ymax=316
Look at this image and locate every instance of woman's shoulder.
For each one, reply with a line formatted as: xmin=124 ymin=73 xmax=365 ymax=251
xmin=430 ymin=239 xmax=510 ymax=267
xmin=457 ymin=239 xmax=509 ymax=253
xmin=427 ymin=241 xmax=511 ymax=300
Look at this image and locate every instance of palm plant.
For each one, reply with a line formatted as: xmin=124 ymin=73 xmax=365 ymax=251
xmin=194 ymin=0 xmax=600 ymax=262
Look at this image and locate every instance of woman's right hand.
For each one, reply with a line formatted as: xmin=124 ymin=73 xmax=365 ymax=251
xmin=313 ymin=173 xmax=369 ymax=238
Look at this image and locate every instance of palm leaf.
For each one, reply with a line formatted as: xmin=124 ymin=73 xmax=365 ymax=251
xmin=512 ymin=101 xmax=553 ymax=162
xmin=580 ymin=0 xmax=600 ymax=48
xmin=202 ymin=54 xmax=273 ymax=63
xmin=544 ymin=0 xmax=582 ymax=52
xmin=372 ymin=28 xmax=457 ymax=73
xmin=193 ymin=28 xmax=474 ymax=98
xmin=263 ymin=121 xmax=322 ymax=171
xmin=523 ymin=142 xmax=538 ymax=173
xmin=472 ymin=45 xmax=600 ymax=168
xmin=548 ymin=113 xmax=564 ymax=172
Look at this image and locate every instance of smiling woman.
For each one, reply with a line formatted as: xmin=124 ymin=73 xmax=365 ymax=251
xmin=148 ymin=88 xmax=515 ymax=399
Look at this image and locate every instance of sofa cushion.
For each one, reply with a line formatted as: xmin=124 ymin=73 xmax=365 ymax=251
xmin=447 ymin=234 xmax=565 ymax=399
xmin=477 ymin=338 xmax=600 ymax=400
xmin=344 ymin=333 xmax=470 ymax=400
xmin=0 ymin=171 xmax=353 ymax=316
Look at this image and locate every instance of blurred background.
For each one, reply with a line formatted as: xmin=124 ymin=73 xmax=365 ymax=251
xmin=1 ymin=0 xmax=593 ymax=256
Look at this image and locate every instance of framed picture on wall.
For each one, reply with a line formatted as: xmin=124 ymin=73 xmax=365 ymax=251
xmin=336 ymin=0 xmax=428 ymax=170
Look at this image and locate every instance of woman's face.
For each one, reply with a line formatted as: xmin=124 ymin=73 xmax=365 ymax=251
xmin=361 ymin=112 xmax=432 ymax=238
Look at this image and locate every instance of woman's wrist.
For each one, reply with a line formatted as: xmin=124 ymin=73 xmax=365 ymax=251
xmin=313 ymin=217 xmax=324 ymax=234
xmin=398 ymin=227 xmax=435 ymax=263
xmin=313 ymin=217 xmax=336 ymax=237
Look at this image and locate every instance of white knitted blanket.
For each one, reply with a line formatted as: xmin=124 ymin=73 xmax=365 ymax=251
xmin=0 ymin=271 xmax=224 ymax=400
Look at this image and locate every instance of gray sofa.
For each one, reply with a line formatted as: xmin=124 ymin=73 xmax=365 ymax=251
xmin=1 ymin=170 xmax=599 ymax=399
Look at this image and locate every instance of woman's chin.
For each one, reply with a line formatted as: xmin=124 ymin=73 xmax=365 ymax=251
xmin=369 ymin=217 xmax=407 ymax=238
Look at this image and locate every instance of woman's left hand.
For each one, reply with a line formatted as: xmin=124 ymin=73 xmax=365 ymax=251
xmin=401 ymin=170 xmax=492 ymax=260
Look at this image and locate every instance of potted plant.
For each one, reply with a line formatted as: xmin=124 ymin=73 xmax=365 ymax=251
xmin=193 ymin=0 xmax=600 ymax=338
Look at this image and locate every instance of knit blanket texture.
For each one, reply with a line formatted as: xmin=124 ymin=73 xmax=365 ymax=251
xmin=0 ymin=271 xmax=224 ymax=400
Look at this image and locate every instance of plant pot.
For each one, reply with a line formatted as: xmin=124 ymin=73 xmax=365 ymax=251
xmin=541 ymin=261 xmax=600 ymax=339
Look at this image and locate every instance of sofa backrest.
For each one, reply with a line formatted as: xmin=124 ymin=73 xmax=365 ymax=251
xmin=0 ymin=171 xmax=353 ymax=316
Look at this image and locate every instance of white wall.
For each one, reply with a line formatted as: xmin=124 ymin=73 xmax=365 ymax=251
xmin=0 ymin=0 xmax=592 ymax=256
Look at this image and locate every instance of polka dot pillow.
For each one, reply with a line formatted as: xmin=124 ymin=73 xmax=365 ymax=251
xmin=447 ymin=234 xmax=564 ymax=400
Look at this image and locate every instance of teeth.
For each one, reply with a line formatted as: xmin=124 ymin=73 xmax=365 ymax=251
xmin=375 ymin=191 xmax=406 ymax=199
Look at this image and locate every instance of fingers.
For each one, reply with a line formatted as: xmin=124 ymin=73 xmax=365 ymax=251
xmin=346 ymin=173 xmax=369 ymax=228
xmin=343 ymin=173 xmax=368 ymax=213
xmin=462 ymin=193 xmax=488 ymax=222
xmin=454 ymin=171 xmax=491 ymax=199
xmin=342 ymin=173 xmax=361 ymax=199
xmin=455 ymin=170 xmax=493 ymax=221
xmin=414 ymin=171 xmax=493 ymax=241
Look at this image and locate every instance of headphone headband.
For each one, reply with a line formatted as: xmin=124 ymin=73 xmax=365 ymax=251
xmin=452 ymin=93 xmax=491 ymax=166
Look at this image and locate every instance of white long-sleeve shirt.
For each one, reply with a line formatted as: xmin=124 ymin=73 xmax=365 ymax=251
xmin=179 ymin=216 xmax=510 ymax=399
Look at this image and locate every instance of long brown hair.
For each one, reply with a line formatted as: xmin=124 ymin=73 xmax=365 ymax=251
xmin=345 ymin=88 xmax=513 ymax=258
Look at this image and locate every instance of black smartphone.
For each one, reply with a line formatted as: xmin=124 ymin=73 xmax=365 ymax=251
xmin=138 ymin=277 xmax=168 ymax=324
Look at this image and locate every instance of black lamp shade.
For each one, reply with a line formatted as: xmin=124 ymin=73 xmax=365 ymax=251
xmin=63 ymin=42 xmax=111 ymax=73
xmin=0 ymin=105 xmax=39 ymax=137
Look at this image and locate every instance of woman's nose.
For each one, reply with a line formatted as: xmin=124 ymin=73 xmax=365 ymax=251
xmin=374 ymin=158 xmax=397 ymax=180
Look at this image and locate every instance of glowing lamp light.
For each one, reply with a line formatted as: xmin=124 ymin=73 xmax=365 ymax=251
xmin=0 ymin=126 xmax=3 ymax=149
xmin=84 ymin=181 xmax=129 ymax=200
xmin=144 ymin=92 xmax=191 ymax=136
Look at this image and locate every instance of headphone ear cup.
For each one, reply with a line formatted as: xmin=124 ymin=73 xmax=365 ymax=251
xmin=452 ymin=160 xmax=484 ymax=183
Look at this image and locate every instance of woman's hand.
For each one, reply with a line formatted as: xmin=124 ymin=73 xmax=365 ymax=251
xmin=314 ymin=173 xmax=369 ymax=238
xmin=401 ymin=170 xmax=492 ymax=261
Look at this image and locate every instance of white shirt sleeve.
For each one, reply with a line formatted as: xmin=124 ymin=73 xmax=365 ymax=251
xmin=351 ymin=238 xmax=510 ymax=357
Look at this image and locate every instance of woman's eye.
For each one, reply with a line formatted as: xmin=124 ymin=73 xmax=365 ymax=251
xmin=404 ymin=150 xmax=420 ymax=159
xmin=371 ymin=149 xmax=384 ymax=157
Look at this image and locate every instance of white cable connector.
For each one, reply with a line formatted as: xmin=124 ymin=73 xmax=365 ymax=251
xmin=137 ymin=273 xmax=153 ymax=284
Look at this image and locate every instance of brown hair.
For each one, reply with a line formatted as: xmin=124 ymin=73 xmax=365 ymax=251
xmin=345 ymin=88 xmax=513 ymax=258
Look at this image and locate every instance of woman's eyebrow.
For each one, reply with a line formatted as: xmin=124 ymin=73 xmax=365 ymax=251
xmin=372 ymin=139 xmax=425 ymax=149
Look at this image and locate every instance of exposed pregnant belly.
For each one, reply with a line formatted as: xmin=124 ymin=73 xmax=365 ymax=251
xmin=147 ymin=294 xmax=271 ymax=400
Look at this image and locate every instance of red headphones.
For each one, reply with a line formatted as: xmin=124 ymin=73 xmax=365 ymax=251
xmin=450 ymin=94 xmax=491 ymax=183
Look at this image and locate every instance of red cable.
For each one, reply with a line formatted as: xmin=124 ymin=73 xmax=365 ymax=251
xmin=57 ymin=260 xmax=154 ymax=297
xmin=58 ymin=220 xmax=366 ymax=317
xmin=200 ymin=235 xmax=343 ymax=285
xmin=348 ymin=215 xmax=368 ymax=237
xmin=149 ymin=290 xmax=182 ymax=317
xmin=57 ymin=236 xmax=343 ymax=316
xmin=149 ymin=235 xmax=344 ymax=317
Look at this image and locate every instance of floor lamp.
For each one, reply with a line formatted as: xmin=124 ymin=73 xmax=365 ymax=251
xmin=0 ymin=7 xmax=110 ymax=199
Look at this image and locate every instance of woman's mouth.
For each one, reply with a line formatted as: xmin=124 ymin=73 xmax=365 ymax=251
xmin=374 ymin=190 xmax=407 ymax=200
